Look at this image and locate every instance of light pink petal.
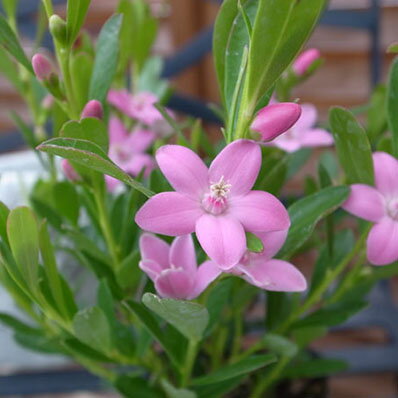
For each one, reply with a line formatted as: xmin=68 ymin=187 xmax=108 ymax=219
xmin=237 ymin=259 xmax=307 ymax=292
xmin=109 ymin=117 xmax=128 ymax=144
xmin=373 ymin=152 xmax=398 ymax=197
xmin=155 ymin=269 xmax=194 ymax=299
xmin=367 ymin=218 xmax=398 ymax=266
xmin=139 ymin=233 xmax=170 ymax=268
xmin=189 ymin=260 xmax=222 ymax=299
xmin=255 ymin=229 xmax=289 ymax=259
xmin=123 ymin=153 xmax=155 ymax=177
xmin=342 ymin=184 xmax=385 ymax=222
xmin=293 ymin=103 xmax=317 ymax=131
xmin=105 ymin=175 xmax=120 ymax=192
xmin=195 ymin=214 xmax=246 ymax=270
xmin=170 ymin=234 xmax=197 ymax=274
xmin=300 ymin=128 xmax=334 ymax=147
xmin=107 ymin=90 xmax=132 ymax=116
xmin=156 ymin=145 xmax=209 ymax=198
xmin=127 ymin=129 xmax=156 ymax=153
xmin=135 ymin=192 xmax=202 ymax=236
xmin=272 ymin=139 xmax=302 ymax=153
xmin=139 ymin=259 xmax=163 ymax=282
xmin=229 ymin=191 xmax=290 ymax=232
xmin=209 ymin=139 xmax=261 ymax=196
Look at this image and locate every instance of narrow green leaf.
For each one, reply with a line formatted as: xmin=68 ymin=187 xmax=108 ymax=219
xmin=0 ymin=201 xmax=9 ymax=244
xmin=262 ymin=333 xmax=298 ymax=358
xmin=282 ymin=358 xmax=347 ymax=378
xmin=0 ymin=13 xmax=33 ymax=73
xmin=66 ymin=0 xmax=91 ymax=46
xmin=53 ymin=182 xmax=80 ymax=225
xmin=10 ymin=112 xmax=36 ymax=148
xmin=37 ymin=137 xmax=154 ymax=197
xmin=329 ymin=107 xmax=374 ymax=185
xmin=7 ymin=207 xmax=39 ymax=288
xmin=279 ymin=186 xmax=350 ymax=257
xmin=142 ymin=293 xmax=209 ymax=341
xmin=161 ymin=380 xmax=196 ymax=398
xmin=0 ymin=47 xmax=23 ymax=94
xmin=191 ymin=354 xmax=276 ymax=386
xmin=89 ymin=14 xmax=123 ymax=103
xmin=387 ymin=58 xmax=398 ymax=156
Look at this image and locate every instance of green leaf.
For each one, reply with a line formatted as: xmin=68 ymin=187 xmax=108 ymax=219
xmin=0 ymin=312 xmax=40 ymax=336
xmin=37 ymin=137 xmax=154 ymax=197
xmin=70 ymin=51 xmax=93 ymax=111
xmin=292 ymin=326 xmax=327 ymax=348
xmin=245 ymin=0 xmax=326 ymax=109
xmin=191 ymin=354 xmax=276 ymax=386
xmin=279 ymin=186 xmax=350 ymax=257
xmin=0 ymin=13 xmax=33 ymax=73
xmin=0 ymin=201 xmax=9 ymax=244
xmin=10 ymin=112 xmax=36 ymax=148
xmin=246 ymin=232 xmax=264 ymax=253
xmin=329 ymin=107 xmax=374 ymax=185
xmin=52 ymin=182 xmax=80 ymax=225
xmin=89 ymin=14 xmax=122 ymax=103
xmin=387 ymin=58 xmax=398 ymax=156
xmin=115 ymin=375 xmax=163 ymax=398
xmin=124 ymin=300 xmax=184 ymax=366
xmin=142 ymin=293 xmax=209 ymax=341
xmin=2 ymin=0 xmax=18 ymax=18
xmin=387 ymin=42 xmax=398 ymax=54
xmin=7 ymin=207 xmax=39 ymax=288
xmin=73 ymin=306 xmax=112 ymax=353
xmin=367 ymin=84 xmax=387 ymax=142
xmin=286 ymin=148 xmax=312 ymax=179
xmin=66 ymin=0 xmax=91 ymax=46
xmin=282 ymin=358 xmax=347 ymax=378
xmin=0 ymin=47 xmax=23 ymax=94
xmin=262 ymin=333 xmax=298 ymax=358
xmin=161 ymin=380 xmax=196 ymax=398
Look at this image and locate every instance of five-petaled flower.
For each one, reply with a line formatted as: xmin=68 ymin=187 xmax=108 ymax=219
xmin=269 ymin=103 xmax=333 ymax=153
xmin=139 ymin=233 xmax=221 ymax=299
xmin=230 ymin=229 xmax=307 ymax=292
xmin=342 ymin=151 xmax=398 ymax=266
xmin=135 ymin=139 xmax=290 ymax=269
xmin=106 ymin=117 xmax=155 ymax=191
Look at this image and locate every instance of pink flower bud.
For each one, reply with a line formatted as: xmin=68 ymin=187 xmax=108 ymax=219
xmin=61 ymin=159 xmax=79 ymax=181
xmin=251 ymin=103 xmax=302 ymax=142
xmin=292 ymin=48 xmax=321 ymax=76
xmin=81 ymin=100 xmax=104 ymax=120
xmin=32 ymin=54 xmax=53 ymax=81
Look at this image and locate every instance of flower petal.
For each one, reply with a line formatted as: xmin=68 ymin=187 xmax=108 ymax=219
xmin=135 ymin=192 xmax=202 ymax=236
xmin=170 ymin=234 xmax=197 ymax=274
xmin=123 ymin=153 xmax=155 ymax=177
xmin=195 ymin=214 xmax=246 ymax=270
xmin=367 ymin=218 xmax=398 ymax=265
xmin=293 ymin=103 xmax=317 ymax=131
xmin=272 ymin=138 xmax=302 ymax=153
xmin=156 ymin=145 xmax=209 ymax=198
xmin=109 ymin=117 xmax=128 ymax=144
xmin=127 ymin=128 xmax=156 ymax=153
xmin=155 ymin=269 xmax=194 ymax=299
xmin=107 ymin=90 xmax=132 ymax=117
xmin=300 ymin=128 xmax=334 ymax=147
xmin=209 ymin=139 xmax=261 ymax=196
xmin=139 ymin=233 xmax=170 ymax=268
xmin=237 ymin=259 xmax=307 ymax=292
xmin=189 ymin=260 xmax=222 ymax=299
xmin=342 ymin=184 xmax=385 ymax=222
xmin=229 ymin=191 xmax=290 ymax=232
xmin=139 ymin=259 xmax=163 ymax=282
xmin=256 ymin=229 xmax=289 ymax=259
xmin=373 ymin=151 xmax=398 ymax=197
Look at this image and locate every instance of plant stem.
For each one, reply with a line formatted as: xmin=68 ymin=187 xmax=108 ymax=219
xmin=181 ymin=340 xmax=197 ymax=387
xmin=93 ymin=183 xmax=120 ymax=269
xmin=42 ymin=0 xmax=54 ymax=18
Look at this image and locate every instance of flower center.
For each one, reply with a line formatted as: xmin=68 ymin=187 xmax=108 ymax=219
xmin=387 ymin=198 xmax=398 ymax=220
xmin=201 ymin=176 xmax=231 ymax=215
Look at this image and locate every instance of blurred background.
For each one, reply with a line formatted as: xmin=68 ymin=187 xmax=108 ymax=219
xmin=1 ymin=0 xmax=398 ymax=397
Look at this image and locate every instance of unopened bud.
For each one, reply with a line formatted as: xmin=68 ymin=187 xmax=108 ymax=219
xmin=49 ymin=14 xmax=67 ymax=45
xmin=81 ymin=100 xmax=104 ymax=120
xmin=32 ymin=54 xmax=53 ymax=81
xmin=292 ymin=48 xmax=321 ymax=76
xmin=251 ymin=103 xmax=302 ymax=142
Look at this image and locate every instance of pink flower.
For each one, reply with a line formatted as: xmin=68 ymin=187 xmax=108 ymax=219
xmin=106 ymin=117 xmax=156 ymax=191
xmin=61 ymin=159 xmax=79 ymax=181
xmin=108 ymin=90 xmax=167 ymax=126
xmin=293 ymin=48 xmax=321 ymax=76
xmin=81 ymin=100 xmax=103 ymax=119
xmin=342 ymin=152 xmax=398 ymax=266
xmin=32 ymin=54 xmax=53 ymax=81
xmin=135 ymin=140 xmax=290 ymax=269
xmin=231 ymin=230 xmax=307 ymax=292
xmin=269 ymin=104 xmax=333 ymax=152
xmin=251 ymin=102 xmax=302 ymax=142
xmin=139 ymin=233 xmax=221 ymax=300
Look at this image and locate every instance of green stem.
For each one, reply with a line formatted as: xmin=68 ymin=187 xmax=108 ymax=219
xmin=42 ymin=0 xmax=54 ymax=18
xmin=93 ymin=183 xmax=120 ymax=269
xmin=231 ymin=310 xmax=243 ymax=360
xmin=181 ymin=340 xmax=197 ymax=387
